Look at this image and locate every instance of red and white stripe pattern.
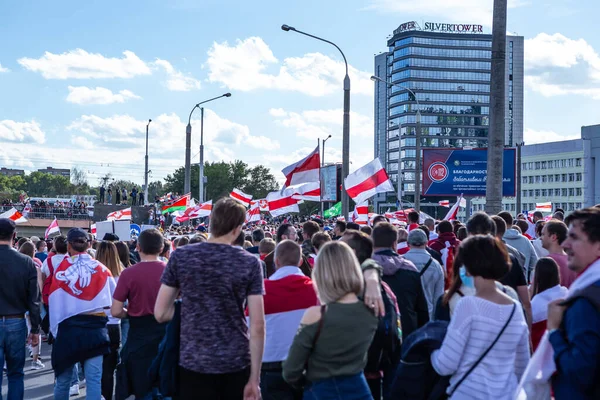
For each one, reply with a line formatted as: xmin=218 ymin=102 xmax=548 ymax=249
xmin=344 ymin=158 xmax=394 ymax=205
xmin=230 ymin=188 xmax=253 ymax=207
xmin=352 ymin=202 xmax=369 ymax=225
xmin=438 ymin=200 xmax=450 ymax=208
xmin=267 ymin=188 xmax=300 ymax=217
xmin=90 ymin=224 xmax=97 ymax=236
xmin=0 ymin=207 xmax=28 ymax=224
xmin=107 ymin=208 xmax=131 ymax=221
xmin=177 ymin=200 xmax=213 ymax=222
xmin=246 ymin=201 xmax=261 ymax=223
xmin=291 ymin=181 xmax=321 ymax=202
xmin=535 ymin=202 xmax=552 ymax=212
xmin=281 ymin=146 xmax=320 ymax=188
xmin=443 ymin=195 xmax=463 ymax=221
xmin=45 ymin=217 xmax=60 ymax=239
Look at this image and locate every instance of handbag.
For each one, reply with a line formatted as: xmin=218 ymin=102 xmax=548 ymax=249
xmin=445 ymin=303 xmax=517 ymax=398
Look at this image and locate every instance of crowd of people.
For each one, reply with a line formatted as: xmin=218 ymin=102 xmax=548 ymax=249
xmin=98 ymin=186 xmax=145 ymax=206
xmin=1 ymin=199 xmax=92 ymax=220
xmin=1 ymin=199 xmax=599 ymax=400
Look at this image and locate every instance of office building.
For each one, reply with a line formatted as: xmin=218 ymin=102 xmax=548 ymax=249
xmin=0 ymin=167 xmax=25 ymax=177
xmin=373 ymin=21 xmax=524 ymax=213
xmin=38 ymin=167 xmax=71 ymax=179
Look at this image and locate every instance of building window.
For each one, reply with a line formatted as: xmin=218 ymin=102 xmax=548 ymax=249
xmin=535 ymin=189 xmax=540 ymax=197
xmin=562 ymin=188 xmax=568 ymax=196
xmin=569 ymin=173 xmax=575 ymax=182
xmin=522 ymin=163 xmax=527 ymax=170
xmin=542 ymin=189 xmax=547 ymax=197
xmin=576 ymin=202 xmax=582 ymax=209
xmin=542 ymin=175 xmax=547 ymax=183
xmin=529 ymin=176 xmax=534 ymax=184
xmin=548 ymin=175 xmax=554 ymax=183
xmin=576 ymin=188 xmax=582 ymax=196
xmin=555 ymin=174 xmax=560 ymax=182
xmin=529 ymin=190 xmax=534 ymax=197
xmin=576 ymin=173 xmax=582 ymax=181
xmin=576 ymin=158 xmax=582 ymax=167
xmin=535 ymin=162 xmax=541 ymax=170
xmin=541 ymin=161 xmax=547 ymax=169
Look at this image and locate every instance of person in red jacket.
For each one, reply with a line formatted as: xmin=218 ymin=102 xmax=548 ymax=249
xmin=428 ymin=220 xmax=461 ymax=287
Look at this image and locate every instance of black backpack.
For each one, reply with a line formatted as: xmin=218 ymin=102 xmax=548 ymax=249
xmin=365 ymin=281 xmax=403 ymax=375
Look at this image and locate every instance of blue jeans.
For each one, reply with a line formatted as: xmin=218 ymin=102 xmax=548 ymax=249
xmin=0 ymin=318 xmax=27 ymax=400
xmin=261 ymin=369 xmax=302 ymax=400
xmin=54 ymin=355 xmax=103 ymax=400
xmin=304 ymin=373 xmax=373 ymax=400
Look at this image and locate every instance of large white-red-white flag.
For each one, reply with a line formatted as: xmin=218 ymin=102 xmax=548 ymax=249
xmin=352 ymin=202 xmax=369 ymax=225
xmin=443 ymin=194 xmax=464 ymax=221
xmin=281 ymin=146 xmax=320 ymax=188
xmin=344 ymin=158 xmax=394 ymax=205
xmin=535 ymin=202 xmax=552 ymax=212
xmin=251 ymin=199 xmax=269 ymax=212
xmin=45 ymin=218 xmax=60 ymax=239
xmin=291 ymin=181 xmax=321 ymax=202
xmin=48 ymin=254 xmax=116 ymax=336
xmin=230 ymin=188 xmax=253 ymax=207
xmin=176 ymin=200 xmax=213 ymax=223
xmin=107 ymin=208 xmax=131 ymax=221
xmin=246 ymin=201 xmax=261 ymax=223
xmin=267 ymin=187 xmax=300 ymax=217
xmin=0 ymin=207 xmax=28 ymax=224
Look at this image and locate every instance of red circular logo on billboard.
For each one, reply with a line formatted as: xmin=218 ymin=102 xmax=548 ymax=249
xmin=428 ymin=162 xmax=449 ymax=183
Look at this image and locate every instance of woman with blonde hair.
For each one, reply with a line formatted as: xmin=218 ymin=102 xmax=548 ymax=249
xmin=283 ymin=241 xmax=377 ymax=399
xmin=95 ymin=241 xmax=122 ymax=400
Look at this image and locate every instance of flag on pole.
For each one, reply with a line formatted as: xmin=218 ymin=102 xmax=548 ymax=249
xmin=251 ymin=199 xmax=269 ymax=212
xmin=291 ymin=181 xmax=321 ymax=202
xmin=230 ymin=188 xmax=253 ymax=207
xmin=107 ymin=208 xmax=132 ymax=221
xmin=45 ymin=218 xmax=60 ymax=239
xmin=281 ymin=146 xmax=320 ymax=188
xmin=161 ymin=193 xmax=190 ymax=214
xmin=438 ymin=200 xmax=450 ymax=208
xmin=267 ymin=187 xmax=300 ymax=217
xmin=323 ymin=202 xmax=342 ymax=218
xmin=352 ymin=202 xmax=369 ymax=225
xmin=443 ymin=194 xmax=464 ymax=221
xmin=0 ymin=207 xmax=28 ymax=224
xmin=535 ymin=202 xmax=552 ymax=212
xmin=246 ymin=201 xmax=261 ymax=223
xmin=344 ymin=158 xmax=394 ymax=205
xmin=176 ymin=200 xmax=213 ymax=222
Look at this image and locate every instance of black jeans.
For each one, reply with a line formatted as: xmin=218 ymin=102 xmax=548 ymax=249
xmin=260 ymin=369 xmax=303 ymax=400
xmin=179 ymin=366 xmax=250 ymax=400
xmin=101 ymin=324 xmax=121 ymax=400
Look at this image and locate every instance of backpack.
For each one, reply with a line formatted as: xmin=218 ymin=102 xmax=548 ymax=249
xmin=365 ymin=281 xmax=402 ymax=376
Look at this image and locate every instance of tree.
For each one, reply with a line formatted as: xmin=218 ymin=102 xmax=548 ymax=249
xmin=244 ymin=165 xmax=279 ymax=199
xmin=148 ymin=180 xmax=164 ymax=202
xmin=486 ymin=0 xmax=507 ymax=214
xmin=71 ymin=166 xmax=88 ymax=186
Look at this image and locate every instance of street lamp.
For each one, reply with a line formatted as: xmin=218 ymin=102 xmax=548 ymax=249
xmin=282 ymin=24 xmax=351 ymax=220
xmin=184 ymin=93 xmax=232 ymax=201
xmin=144 ymin=119 xmax=152 ymax=205
xmin=320 ymin=134 xmax=332 ymax=217
xmin=371 ymin=75 xmax=422 ymax=212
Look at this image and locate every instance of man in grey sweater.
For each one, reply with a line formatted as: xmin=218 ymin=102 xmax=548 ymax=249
xmin=498 ymin=211 xmax=538 ymax=283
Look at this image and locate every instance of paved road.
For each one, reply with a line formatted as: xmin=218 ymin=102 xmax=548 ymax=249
xmin=2 ymin=342 xmax=87 ymax=399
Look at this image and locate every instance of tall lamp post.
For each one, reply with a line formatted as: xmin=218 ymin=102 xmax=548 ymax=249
xmin=282 ymin=24 xmax=351 ymax=220
xmin=320 ymin=134 xmax=332 ymax=217
xmin=144 ymin=119 xmax=152 ymax=205
xmin=371 ymin=75 xmax=422 ymax=212
xmin=184 ymin=93 xmax=231 ymax=200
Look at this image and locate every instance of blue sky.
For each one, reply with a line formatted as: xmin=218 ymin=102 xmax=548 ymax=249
xmin=1 ymin=0 xmax=598 ymax=186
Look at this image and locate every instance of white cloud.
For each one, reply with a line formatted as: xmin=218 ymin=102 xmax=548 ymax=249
xmin=18 ymin=49 xmax=152 ymax=79
xmin=154 ymin=59 xmax=201 ymax=91
xmin=0 ymin=120 xmax=45 ymax=143
xmin=67 ymin=115 xmax=143 ymax=142
xmin=365 ymin=0 xmax=527 ymax=25
xmin=524 ymin=128 xmax=579 ymax=145
xmin=66 ymin=86 xmax=142 ymax=105
xmin=206 ymin=37 xmax=373 ymax=96
xmin=0 ymin=63 xmax=9 ymax=73
xmin=271 ymin=108 xmax=373 ymax=140
xmin=71 ymin=136 xmax=95 ymax=149
xmin=525 ymin=33 xmax=600 ymax=99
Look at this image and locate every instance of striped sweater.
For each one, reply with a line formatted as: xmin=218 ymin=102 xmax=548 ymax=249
xmin=431 ymin=296 xmax=530 ymax=399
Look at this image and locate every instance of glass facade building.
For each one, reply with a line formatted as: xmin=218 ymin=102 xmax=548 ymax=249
xmin=373 ymin=23 xmax=524 ymax=212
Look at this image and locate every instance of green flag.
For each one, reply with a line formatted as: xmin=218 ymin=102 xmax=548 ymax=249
xmin=324 ymin=202 xmax=342 ymax=218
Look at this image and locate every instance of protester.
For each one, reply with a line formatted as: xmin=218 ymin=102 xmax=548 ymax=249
xmin=257 ymin=240 xmax=319 ymax=399
xmin=515 ymin=219 xmax=533 ymax=240
xmin=111 ymin=229 xmax=167 ymax=399
xmin=51 ymin=228 xmax=115 ymax=400
xmin=371 ymin=222 xmax=429 ymax=339
xmin=247 ymin=229 xmax=265 ymax=255
xmin=431 ymin=235 xmax=530 ymax=399
xmin=532 ymin=220 xmax=549 ymax=258
xmin=311 ymin=232 xmax=331 ymax=255
xmin=159 ymin=239 xmax=171 ymax=262
xmin=154 ymin=198 xmax=265 ymax=399
xmin=35 ymin=239 xmax=48 ymax=262
xmin=107 ymin=188 xmax=113 ymax=204
xmin=0 ymin=219 xmax=41 ymax=399
xmin=41 ymin=235 xmax=68 ymax=336
xmin=372 ymin=215 xmax=389 ymax=227
xmin=360 ymin=226 xmax=373 ymax=236
xmin=407 ymin=211 xmax=420 ymax=232
xmin=424 ymin=218 xmax=438 ymax=241
xmin=498 ymin=211 xmax=538 ymax=283
xmin=259 ymin=238 xmax=276 ymax=261
xmin=301 ymin=221 xmax=319 ymax=260
xmin=529 ymin=257 xmax=567 ymax=351
xmin=396 ymin=228 xmax=409 ymax=255
xmin=416 ymin=225 xmax=444 ymax=266
xmin=428 ymin=220 xmax=461 ymax=283
xmin=332 ymin=221 xmax=346 ymax=240
xmin=283 ymin=241 xmax=377 ymax=399
xmin=404 ymin=229 xmax=445 ymax=320
xmin=540 ymin=219 xmax=577 ymax=288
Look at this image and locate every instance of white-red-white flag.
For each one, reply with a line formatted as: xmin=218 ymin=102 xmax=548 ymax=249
xmin=443 ymin=195 xmax=464 ymax=221
xmin=267 ymin=187 xmax=300 ymax=217
xmin=230 ymin=188 xmax=253 ymax=207
xmin=352 ymin=202 xmax=369 ymax=225
xmin=251 ymin=199 xmax=269 ymax=212
xmin=438 ymin=200 xmax=450 ymax=208
xmin=90 ymin=224 xmax=97 ymax=236
xmin=344 ymin=158 xmax=394 ymax=205
xmin=291 ymin=181 xmax=321 ymax=202
xmin=281 ymin=146 xmax=320 ymax=188
xmin=0 ymin=207 xmax=28 ymax=224
xmin=535 ymin=202 xmax=552 ymax=212
xmin=107 ymin=208 xmax=131 ymax=221
xmin=45 ymin=217 xmax=60 ymax=239
xmin=246 ymin=201 xmax=261 ymax=223
xmin=177 ymin=200 xmax=213 ymax=222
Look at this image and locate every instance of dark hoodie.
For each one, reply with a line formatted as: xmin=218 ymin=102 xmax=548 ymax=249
xmin=371 ymin=249 xmax=429 ymax=339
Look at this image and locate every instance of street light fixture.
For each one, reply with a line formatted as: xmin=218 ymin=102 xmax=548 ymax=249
xmin=144 ymin=119 xmax=152 ymax=205
xmin=282 ymin=24 xmax=351 ymax=220
xmin=320 ymin=134 xmax=332 ymax=217
xmin=371 ymin=75 xmax=422 ymax=212
xmin=184 ymin=93 xmax=232 ymax=202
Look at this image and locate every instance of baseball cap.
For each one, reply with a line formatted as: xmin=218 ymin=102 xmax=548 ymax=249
xmin=67 ymin=228 xmax=89 ymax=243
xmin=407 ymin=229 xmax=428 ymax=246
xmin=196 ymin=225 xmax=207 ymax=232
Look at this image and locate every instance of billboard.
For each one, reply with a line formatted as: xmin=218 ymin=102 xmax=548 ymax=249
xmin=320 ymin=164 xmax=338 ymax=202
xmin=422 ymin=148 xmax=516 ymax=197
